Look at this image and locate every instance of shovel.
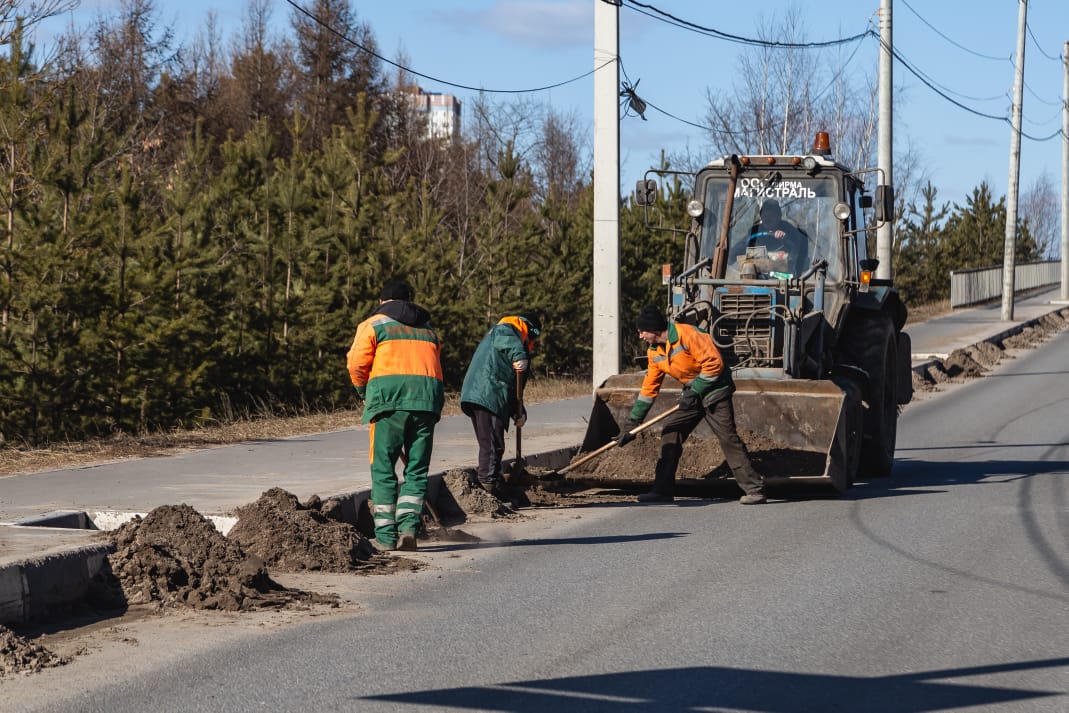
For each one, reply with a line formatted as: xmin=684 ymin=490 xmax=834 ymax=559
xmin=539 ymin=405 xmax=680 ymax=480
xmin=505 ymin=370 xmax=527 ymax=483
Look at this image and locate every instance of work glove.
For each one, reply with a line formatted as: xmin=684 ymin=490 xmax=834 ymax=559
xmin=615 ymin=419 xmax=641 ymax=447
xmin=354 ymin=385 xmax=367 ymax=400
xmin=679 ymin=387 xmax=701 ymax=410
xmin=514 ymin=407 xmax=527 ymax=428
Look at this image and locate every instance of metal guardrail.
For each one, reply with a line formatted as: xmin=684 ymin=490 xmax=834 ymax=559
xmin=950 ymin=260 xmax=1061 ymax=307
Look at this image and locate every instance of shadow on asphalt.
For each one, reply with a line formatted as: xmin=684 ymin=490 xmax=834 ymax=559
xmin=360 ymin=658 xmax=1067 ymax=711
xmin=848 ymin=456 xmax=1069 ymax=498
xmin=419 ymin=531 xmax=689 ymax=553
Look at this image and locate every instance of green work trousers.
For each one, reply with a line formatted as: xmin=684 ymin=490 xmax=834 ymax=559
xmin=368 ymin=410 xmax=437 ymax=547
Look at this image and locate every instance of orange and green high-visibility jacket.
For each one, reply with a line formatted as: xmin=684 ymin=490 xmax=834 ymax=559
xmin=629 ymin=321 xmax=734 ymax=423
xmin=347 ymin=300 xmax=444 ymax=424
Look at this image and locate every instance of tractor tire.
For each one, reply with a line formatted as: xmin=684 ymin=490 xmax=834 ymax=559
xmin=830 ymin=374 xmax=865 ymax=489
xmin=838 ymin=312 xmax=898 ymax=478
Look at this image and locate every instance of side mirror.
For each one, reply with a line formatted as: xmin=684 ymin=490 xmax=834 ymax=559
xmin=635 ymin=179 xmax=656 ymax=207
xmin=875 ymin=185 xmax=894 ymax=223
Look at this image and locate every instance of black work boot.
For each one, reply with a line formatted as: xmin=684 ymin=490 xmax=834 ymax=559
xmin=637 ymin=442 xmax=682 ymax=503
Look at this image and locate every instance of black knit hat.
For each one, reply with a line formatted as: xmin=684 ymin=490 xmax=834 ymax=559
xmin=379 ymin=280 xmax=413 ymax=301
xmin=520 ymin=315 xmax=541 ymax=338
xmin=635 ymin=305 xmax=668 ymax=332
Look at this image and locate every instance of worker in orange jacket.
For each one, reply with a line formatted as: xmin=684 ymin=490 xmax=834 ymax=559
xmin=347 ymin=280 xmax=445 ymax=551
xmin=619 ymin=305 xmax=766 ymax=504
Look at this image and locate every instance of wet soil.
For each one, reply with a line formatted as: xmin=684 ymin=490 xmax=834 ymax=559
xmin=228 ymin=487 xmax=414 ymax=574
xmin=0 ymin=625 xmax=67 ymax=677
xmin=95 ymin=504 xmax=338 ymax=612
xmin=560 ymin=428 xmax=826 ymax=487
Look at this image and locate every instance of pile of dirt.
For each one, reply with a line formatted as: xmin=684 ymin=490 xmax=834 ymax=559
xmin=0 ymin=625 xmax=67 ymax=676
xmin=228 ymin=488 xmax=375 ymax=572
xmin=942 ymin=348 xmax=987 ymax=379
xmin=100 ymin=504 xmax=331 ymax=611
xmin=1003 ymin=325 xmax=1042 ymax=349
xmin=440 ymin=469 xmax=515 ymax=518
xmin=566 ymin=428 xmax=826 ymax=487
xmin=966 ymin=341 xmax=1003 ymax=368
xmin=914 ymin=306 xmax=1069 ymax=390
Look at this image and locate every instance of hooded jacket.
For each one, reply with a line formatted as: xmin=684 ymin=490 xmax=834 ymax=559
xmin=628 ymin=321 xmax=734 ymax=423
xmin=460 ymin=316 xmax=538 ymax=422
xmin=347 ymin=300 xmax=445 ymax=424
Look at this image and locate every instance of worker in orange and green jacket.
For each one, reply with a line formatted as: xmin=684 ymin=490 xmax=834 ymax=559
xmin=618 ymin=305 xmax=766 ymax=505
xmin=347 ymin=280 xmax=444 ymax=552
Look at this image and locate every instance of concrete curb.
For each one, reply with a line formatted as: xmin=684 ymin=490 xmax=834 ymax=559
xmin=910 ymin=304 xmax=1069 ymax=380
xmin=0 ymin=445 xmax=579 ymax=626
xmin=0 ymin=531 xmax=113 ymax=625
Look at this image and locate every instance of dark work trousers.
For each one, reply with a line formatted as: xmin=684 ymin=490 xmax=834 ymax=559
xmin=469 ymin=406 xmax=506 ymax=486
xmin=652 ymin=396 xmax=764 ymax=496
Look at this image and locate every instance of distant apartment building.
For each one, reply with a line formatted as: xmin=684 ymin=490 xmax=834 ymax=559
xmin=401 ymin=86 xmax=461 ymax=141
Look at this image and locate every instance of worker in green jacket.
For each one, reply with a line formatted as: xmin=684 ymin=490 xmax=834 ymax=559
xmin=460 ymin=315 xmax=540 ymax=493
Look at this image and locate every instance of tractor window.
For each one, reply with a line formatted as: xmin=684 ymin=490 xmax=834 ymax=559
xmin=699 ymin=174 xmax=842 ymax=282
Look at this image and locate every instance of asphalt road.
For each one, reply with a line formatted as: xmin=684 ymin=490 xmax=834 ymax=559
xmin=2 ymin=331 xmax=1068 ymax=712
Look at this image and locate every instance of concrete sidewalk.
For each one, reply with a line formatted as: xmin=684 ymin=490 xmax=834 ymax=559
xmin=2 ymin=287 xmax=1066 ymax=625
xmin=907 ymin=286 xmax=1065 ymax=365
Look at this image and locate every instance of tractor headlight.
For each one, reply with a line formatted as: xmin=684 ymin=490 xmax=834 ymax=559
xmin=686 ymin=200 xmax=704 ymax=218
xmin=833 ymin=202 xmax=851 ymax=221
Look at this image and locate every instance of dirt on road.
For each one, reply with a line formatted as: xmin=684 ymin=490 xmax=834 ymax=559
xmin=228 ymin=487 xmax=420 ymax=575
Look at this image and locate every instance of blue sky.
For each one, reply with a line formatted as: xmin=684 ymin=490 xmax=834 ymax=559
xmin=35 ymin=0 xmax=1069 ymax=210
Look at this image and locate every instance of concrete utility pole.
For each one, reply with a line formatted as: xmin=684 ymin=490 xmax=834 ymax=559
xmin=876 ymin=0 xmax=894 ymax=281
xmin=1002 ymin=0 xmax=1028 ymax=321
xmin=592 ymin=0 xmax=620 ymax=390
xmin=1061 ymin=41 xmax=1069 ymax=301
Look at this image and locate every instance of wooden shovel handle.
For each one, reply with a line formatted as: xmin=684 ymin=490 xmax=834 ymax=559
xmin=557 ymin=404 xmax=680 ymax=476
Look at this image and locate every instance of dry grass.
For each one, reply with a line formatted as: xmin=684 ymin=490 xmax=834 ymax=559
xmin=904 ymin=298 xmax=952 ymax=325
xmin=0 ymin=378 xmax=592 ymax=478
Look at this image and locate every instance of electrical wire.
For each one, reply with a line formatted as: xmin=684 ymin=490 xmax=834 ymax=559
xmin=1021 ymin=103 xmax=1064 ymax=127
xmin=808 ymin=32 xmax=872 ymax=106
xmin=619 ymin=0 xmax=872 ymax=49
xmin=284 ymin=0 xmax=612 ymax=95
xmin=619 ymin=59 xmax=755 ymax=137
xmin=1025 ymin=22 xmax=1062 ymax=62
xmin=888 ymin=39 xmax=1065 ymax=142
xmin=1023 ymin=80 xmax=1063 ymax=108
xmin=618 ymin=1 xmax=1061 ymax=142
xmin=899 ymin=0 xmax=1009 ymax=62
xmin=288 ymin=0 xmax=1063 ymax=143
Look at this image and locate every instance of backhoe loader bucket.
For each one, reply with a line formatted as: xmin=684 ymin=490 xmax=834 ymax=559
xmin=578 ymin=372 xmax=861 ymax=492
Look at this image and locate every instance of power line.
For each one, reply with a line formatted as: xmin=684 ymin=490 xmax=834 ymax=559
xmin=1025 ymin=22 xmax=1061 ymax=62
xmin=1023 ymin=79 xmax=1063 ymax=107
xmin=809 ymin=32 xmax=872 ymax=105
xmin=899 ymin=0 xmax=1009 ymax=62
xmin=619 ymin=0 xmax=872 ymax=49
xmin=618 ymin=60 xmax=759 ymax=138
xmin=888 ymin=42 xmax=1005 ymax=120
xmin=284 ymin=0 xmax=611 ymax=95
xmin=889 ymin=41 xmax=1064 ymax=142
xmin=1021 ymin=103 xmax=1064 ymax=127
